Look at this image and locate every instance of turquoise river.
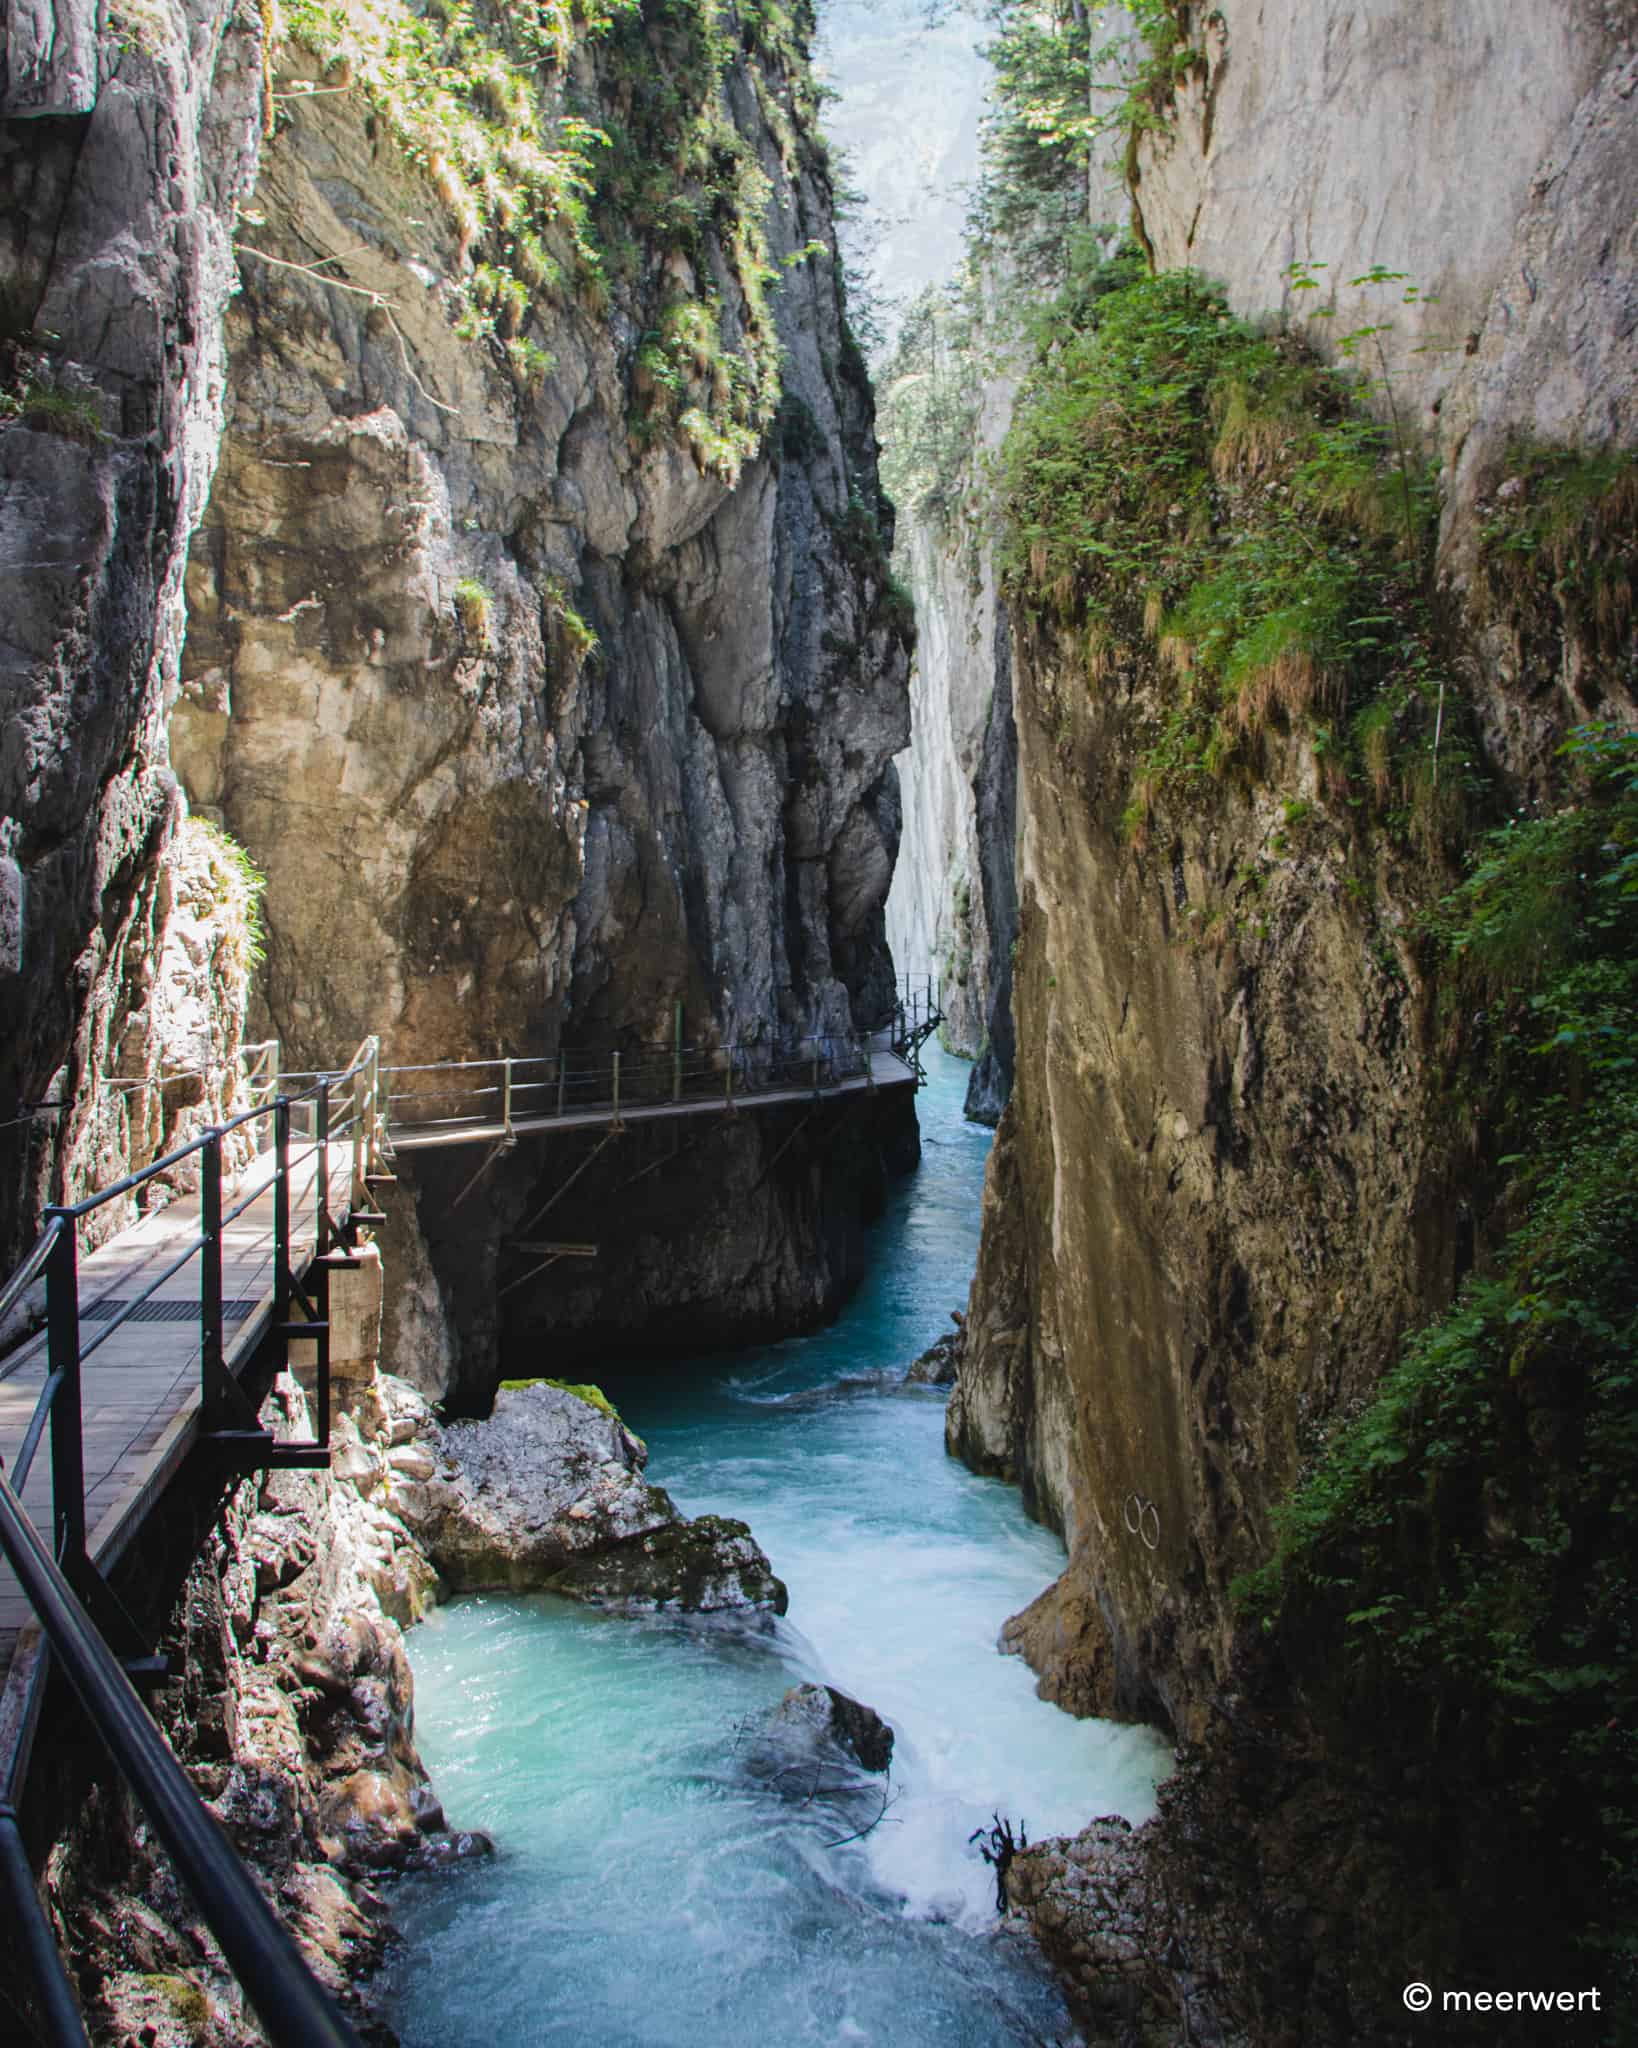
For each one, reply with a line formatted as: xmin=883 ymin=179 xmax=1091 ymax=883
xmin=381 ymin=1047 xmax=1171 ymax=2045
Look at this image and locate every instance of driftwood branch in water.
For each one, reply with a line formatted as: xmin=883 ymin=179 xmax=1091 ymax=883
xmin=821 ymin=1775 xmax=900 ymax=1849
xmin=969 ymin=1811 xmax=1029 ymax=1912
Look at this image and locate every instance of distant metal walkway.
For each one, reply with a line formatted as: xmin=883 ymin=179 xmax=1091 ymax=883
xmin=386 ymin=1043 xmax=918 ymax=1152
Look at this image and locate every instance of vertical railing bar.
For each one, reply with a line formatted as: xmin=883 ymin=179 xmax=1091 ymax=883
xmin=556 ymin=1056 xmax=566 ymax=1120
xmin=42 ymin=1214 xmax=85 ymax=1574
xmin=316 ymin=1080 xmax=331 ymax=1261
xmin=502 ymin=1056 xmax=513 ymax=1136
xmin=673 ymin=1002 xmax=683 ymax=1104
xmin=0 ymin=1801 xmax=89 ymax=2044
xmin=314 ymin=1247 xmax=332 ymax=1452
xmin=273 ymin=1097 xmax=291 ymax=1337
xmin=352 ymin=1056 xmax=368 ymax=1211
xmin=611 ymin=1051 xmax=621 ymax=1128
xmin=200 ymin=1132 xmax=224 ymax=1429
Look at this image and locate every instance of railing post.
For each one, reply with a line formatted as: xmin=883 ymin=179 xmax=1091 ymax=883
xmin=502 ymin=1056 xmax=513 ymax=1135
xmin=556 ymin=1057 xmax=566 ymax=1119
xmin=673 ymin=1003 xmax=683 ymax=1103
xmin=811 ymin=1042 xmax=820 ymax=1095
xmin=352 ymin=1060 xmax=368 ymax=1211
xmin=43 ymin=1214 xmax=86 ymax=1572
xmin=370 ymin=1039 xmax=381 ymax=1174
xmin=314 ymin=1248 xmax=332 ymax=1453
xmin=611 ymin=1051 xmax=621 ymax=1128
xmin=274 ymin=1097 xmax=291 ymax=1330
xmin=316 ymin=1079 xmax=331 ymax=1260
xmin=724 ymin=1047 xmax=734 ymax=1110
xmin=200 ymin=1131 xmax=225 ymax=1430
xmin=865 ymin=1034 xmax=876 ymax=1094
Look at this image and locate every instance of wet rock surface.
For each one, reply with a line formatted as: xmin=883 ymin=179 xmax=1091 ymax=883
xmin=763 ymin=1683 xmax=895 ymax=1774
xmin=1005 ymin=1817 xmax=1192 ymax=2048
xmin=392 ymin=1380 xmax=788 ymax=1614
xmin=904 ymin=1314 xmax=965 ymax=1385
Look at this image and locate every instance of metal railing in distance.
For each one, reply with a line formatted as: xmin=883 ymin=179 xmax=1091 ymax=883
xmin=380 ymin=1033 xmax=878 ymax=1140
xmin=240 ymin=1039 xmax=281 ymax=1114
xmin=0 ymin=1456 xmax=362 ymax=2047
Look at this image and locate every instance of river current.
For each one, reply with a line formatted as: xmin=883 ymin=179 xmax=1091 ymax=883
xmin=381 ymin=1048 xmax=1171 ymax=2046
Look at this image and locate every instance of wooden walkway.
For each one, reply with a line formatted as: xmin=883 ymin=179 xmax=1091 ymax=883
xmin=389 ymin=1046 xmax=918 ymax=1152
xmin=0 ymin=1142 xmax=349 ymax=1776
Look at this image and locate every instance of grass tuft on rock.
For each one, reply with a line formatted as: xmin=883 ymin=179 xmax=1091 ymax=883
xmin=498 ymin=1376 xmax=621 ymax=1422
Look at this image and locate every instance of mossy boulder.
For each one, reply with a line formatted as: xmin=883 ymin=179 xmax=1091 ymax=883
xmin=391 ymin=1382 xmax=783 ymax=1615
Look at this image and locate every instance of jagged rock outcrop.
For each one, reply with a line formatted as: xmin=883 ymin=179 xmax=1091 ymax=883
xmin=390 ymin=1378 xmax=788 ymax=1613
xmin=904 ymin=1312 xmax=963 ymax=1384
xmin=758 ymin=1681 xmax=894 ymax=1773
xmin=0 ymin=0 xmax=264 ymax=1256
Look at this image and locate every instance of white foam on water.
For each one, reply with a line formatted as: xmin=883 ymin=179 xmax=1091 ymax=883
xmin=382 ymin=1050 xmax=1171 ymax=2046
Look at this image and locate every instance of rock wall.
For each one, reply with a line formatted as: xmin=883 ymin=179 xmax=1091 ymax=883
xmin=0 ymin=0 xmax=912 ymax=1393
xmin=882 ymin=339 xmax=1020 ymax=1118
xmin=883 ymin=505 xmax=998 ymax=1050
xmin=0 ymin=0 xmax=264 ymax=1258
xmin=1134 ymin=0 xmax=1638 ymax=776
xmin=952 ymin=2 xmax=1638 ymax=1737
xmin=169 ymin=4 xmax=912 ymax=1399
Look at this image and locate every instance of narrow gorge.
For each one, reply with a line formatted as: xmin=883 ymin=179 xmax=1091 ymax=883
xmin=0 ymin=0 xmax=1634 ymax=2044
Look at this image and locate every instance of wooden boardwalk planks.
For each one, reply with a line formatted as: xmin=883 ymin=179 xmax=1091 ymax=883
xmin=0 ymin=1142 xmax=350 ymax=1758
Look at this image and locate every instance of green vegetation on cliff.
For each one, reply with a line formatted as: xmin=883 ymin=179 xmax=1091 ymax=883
xmin=271 ymin=0 xmax=821 ymax=479
xmin=1001 ymin=249 xmax=1463 ymax=847
xmin=1238 ymin=723 xmax=1638 ymax=1970
xmin=995 ymin=217 xmax=1638 ymax=1987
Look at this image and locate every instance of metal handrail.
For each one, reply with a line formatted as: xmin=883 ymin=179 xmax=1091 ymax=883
xmin=0 ymin=1457 xmax=362 ymax=2046
xmin=0 ymin=1217 xmax=63 ymax=1333
xmin=378 ymin=1033 xmax=877 ymax=1133
xmin=0 ymin=1070 xmax=367 ymax=2043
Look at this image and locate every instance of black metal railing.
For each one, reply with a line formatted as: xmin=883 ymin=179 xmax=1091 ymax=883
xmin=380 ymin=1029 xmax=882 ymax=1141
xmin=0 ymin=1450 xmax=363 ymax=2046
xmin=0 ymin=1046 xmax=383 ymax=2045
xmin=890 ymin=973 xmax=944 ymax=1083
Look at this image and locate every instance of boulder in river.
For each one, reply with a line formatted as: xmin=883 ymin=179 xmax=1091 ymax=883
xmin=761 ymin=1682 xmax=895 ymax=1773
xmin=391 ymin=1380 xmax=788 ymax=1615
xmin=906 ymin=1313 xmax=966 ymax=1386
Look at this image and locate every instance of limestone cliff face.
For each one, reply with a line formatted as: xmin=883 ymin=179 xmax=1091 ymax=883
xmin=0 ymin=0 xmax=264 ymax=1255
xmin=882 ymin=344 xmax=1019 ymax=1122
xmin=163 ymin=6 xmax=912 ymax=1399
xmin=1134 ymin=0 xmax=1638 ymax=776
xmin=0 ymin=0 xmax=911 ymax=1390
xmin=951 ymin=3 xmax=1638 ymax=1737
